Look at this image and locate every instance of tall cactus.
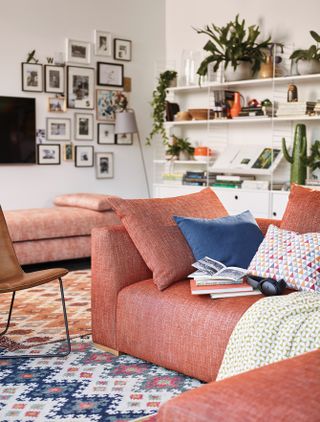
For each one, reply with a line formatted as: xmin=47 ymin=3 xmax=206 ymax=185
xmin=282 ymin=124 xmax=307 ymax=185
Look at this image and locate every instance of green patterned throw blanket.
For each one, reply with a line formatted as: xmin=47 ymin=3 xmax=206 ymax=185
xmin=217 ymin=292 xmax=320 ymax=381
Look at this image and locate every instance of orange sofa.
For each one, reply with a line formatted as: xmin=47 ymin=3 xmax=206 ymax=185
xmin=91 ymin=218 xmax=320 ymax=420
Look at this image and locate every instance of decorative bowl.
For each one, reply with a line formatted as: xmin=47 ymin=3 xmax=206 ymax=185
xmin=188 ymin=108 xmax=213 ymax=120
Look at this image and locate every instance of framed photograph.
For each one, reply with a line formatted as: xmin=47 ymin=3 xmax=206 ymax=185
xmin=63 ymin=143 xmax=74 ymax=161
xmin=66 ymin=39 xmax=91 ymax=64
xmin=37 ymin=144 xmax=60 ymax=165
xmin=115 ymin=133 xmax=133 ymax=145
xmin=67 ymin=66 xmax=95 ymax=109
xmin=97 ymin=62 xmax=123 ymax=87
xmin=75 ymin=145 xmax=94 ymax=167
xmin=46 ymin=118 xmax=71 ymax=141
xmin=98 ymin=123 xmax=115 ymax=144
xmin=48 ymin=96 xmax=66 ymax=112
xmin=94 ymin=30 xmax=112 ymax=57
xmin=44 ymin=65 xmax=64 ymax=93
xmin=96 ymin=89 xmax=128 ymax=121
xmin=114 ymin=38 xmax=132 ymax=61
xmin=95 ymin=152 xmax=114 ymax=179
xmin=75 ymin=113 xmax=94 ymax=140
xmin=21 ymin=63 xmax=43 ymax=92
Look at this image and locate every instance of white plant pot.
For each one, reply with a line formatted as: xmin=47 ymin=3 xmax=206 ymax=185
xmin=224 ymin=61 xmax=254 ymax=81
xmin=297 ymin=59 xmax=320 ymax=75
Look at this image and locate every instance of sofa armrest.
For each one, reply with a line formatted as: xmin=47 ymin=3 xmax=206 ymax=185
xmin=158 ymin=350 xmax=320 ymax=422
xmin=91 ymin=225 xmax=152 ymax=350
xmin=256 ymin=218 xmax=281 ymax=236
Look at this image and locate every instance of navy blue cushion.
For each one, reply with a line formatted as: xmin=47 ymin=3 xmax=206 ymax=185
xmin=173 ymin=210 xmax=264 ymax=269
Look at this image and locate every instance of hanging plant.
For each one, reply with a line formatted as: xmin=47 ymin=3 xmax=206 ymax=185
xmin=146 ymin=70 xmax=177 ymax=145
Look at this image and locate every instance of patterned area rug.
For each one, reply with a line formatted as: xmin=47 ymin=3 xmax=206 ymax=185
xmin=0 ymin=337 xmax=201 ymax=421
xmin=0 ymin=270 xmax=91 ymax=351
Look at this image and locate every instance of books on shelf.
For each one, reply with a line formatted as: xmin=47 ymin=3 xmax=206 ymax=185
xmin=276 ymin=101 xmax=316 ymax=117
xmin=190 ymin=256 xmax=260 ymax=299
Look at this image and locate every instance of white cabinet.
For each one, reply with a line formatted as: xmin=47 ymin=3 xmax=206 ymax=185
xmin=153 ymin=73 xmax=320 ymax=218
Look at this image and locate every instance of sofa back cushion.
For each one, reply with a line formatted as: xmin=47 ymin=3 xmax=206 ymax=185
xmin=54 ymin=193 xmax=117 ymax=211
xmin=108 ymin=188 xmax=228 ymax=290
xmin=281 ymin=184 xmax=320 ymax=233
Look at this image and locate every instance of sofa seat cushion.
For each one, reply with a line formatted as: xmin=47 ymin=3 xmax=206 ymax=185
xmin=5 ymin=207 xmax=120 ymax=242
xmin=117 ymin=278 xmax=262 ymax=382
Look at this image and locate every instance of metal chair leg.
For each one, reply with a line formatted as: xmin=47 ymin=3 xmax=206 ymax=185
xmin=0 ymin=278 xmax=71 ymax=359
xmin=0 ymin=292 xmax=15 ymax=336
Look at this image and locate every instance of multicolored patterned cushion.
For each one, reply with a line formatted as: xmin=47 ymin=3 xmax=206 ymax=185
xmin=248 ymin=224 xmax=320 ymax=292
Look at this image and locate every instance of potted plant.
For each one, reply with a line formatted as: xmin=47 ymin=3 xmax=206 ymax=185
xmin=146 ymin=70 xmax=177 ymax=145
xmin=165 ymin=135 xmax=195 ymax=160
xmin=194 ymin=14 xmax=272 ymax=82
xmin=290 ymin=31 xmax=320 ymax=75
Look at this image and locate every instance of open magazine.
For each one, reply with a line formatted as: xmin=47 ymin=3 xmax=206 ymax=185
xmin=189 ymin=256 xmax=247 ymax=285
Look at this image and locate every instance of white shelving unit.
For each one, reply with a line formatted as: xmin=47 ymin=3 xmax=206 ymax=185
xmin=153 ymin=72 xmax=320 ymax=218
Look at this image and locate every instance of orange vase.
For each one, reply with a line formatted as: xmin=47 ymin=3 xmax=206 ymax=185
xmin=230 ymin=92 xmax=242 ymax=118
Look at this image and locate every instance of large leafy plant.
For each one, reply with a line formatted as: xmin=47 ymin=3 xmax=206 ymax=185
xmin=290 ymin=31 xmax=320 ymax=62
xmin=195 ymin=14 xmax=272 ymax=78
xmin=147 ymin=70 xmax=177 ymax=145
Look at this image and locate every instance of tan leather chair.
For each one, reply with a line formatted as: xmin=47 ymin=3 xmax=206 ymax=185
xmin=0 ymin=206 xmax=71 ymax=358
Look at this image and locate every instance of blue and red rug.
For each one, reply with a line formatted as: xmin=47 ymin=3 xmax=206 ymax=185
xmin=0 ymin=268 xmax=201 ymax=422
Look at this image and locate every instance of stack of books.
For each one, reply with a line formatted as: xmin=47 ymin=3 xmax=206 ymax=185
xmin=276 ymin=101 xmax=316 ymax=117
xmin=190 ymin=256 xmax=261 ymax=300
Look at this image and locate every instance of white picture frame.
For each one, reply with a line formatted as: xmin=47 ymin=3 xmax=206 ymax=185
xmin=95 ymin=152 xmax=113 ymax=179
xmin=94 ymin=30 xmax=112 ymax=57
xmin=67 ymin=66 xmax=95 ymax=109
xmin=75 ymin=113 xmax=94 ymax=140
xmin=66 ymin=39 xmax=91 ymax=64
xmin=46 ymin=118 xmax=71 ymax=141
xmin=97 ymin=123 xmax=115 ymax=144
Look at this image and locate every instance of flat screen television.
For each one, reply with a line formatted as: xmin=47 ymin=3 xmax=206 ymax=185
xmin=0 ymin=96 xmax=36 ymax=164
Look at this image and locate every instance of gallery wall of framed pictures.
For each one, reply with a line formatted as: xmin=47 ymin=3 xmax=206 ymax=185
xmin=20 ymin=29 xmax=133 ymax=179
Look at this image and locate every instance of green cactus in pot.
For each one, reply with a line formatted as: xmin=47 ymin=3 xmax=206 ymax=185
xmin=282 ymin=124 xmax=307 ymax=185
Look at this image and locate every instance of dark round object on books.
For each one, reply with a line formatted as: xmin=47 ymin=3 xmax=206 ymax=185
xmin=246 ymin=275 xmax=286 ymax=296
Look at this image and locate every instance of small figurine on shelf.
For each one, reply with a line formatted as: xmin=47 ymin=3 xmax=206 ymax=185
xmin=287 ymin=83 xmax=298 ymax=102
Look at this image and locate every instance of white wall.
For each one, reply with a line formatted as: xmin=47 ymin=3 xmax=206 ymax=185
xmin=165 ymin=0 xmax=320 ymax=61
xmin=0 ymin=0 xmax=165 ymax=209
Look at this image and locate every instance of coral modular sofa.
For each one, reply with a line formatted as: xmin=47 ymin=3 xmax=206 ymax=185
xmin=91 ymin=186 xmax=320 ymax=421
xmin=3 ymin=193 xmax=120 ymax=265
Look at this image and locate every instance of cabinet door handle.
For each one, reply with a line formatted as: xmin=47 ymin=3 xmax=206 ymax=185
xmin=234 ymin=195 xmax=239 ymax=200
xmin=273 ymin=211 xmax=277 ymax=217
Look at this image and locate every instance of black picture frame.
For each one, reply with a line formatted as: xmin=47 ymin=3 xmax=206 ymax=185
xmin=115 ymin=133 xmax=133 ymax=145
xmin=74 ymin=113 xmax=94 ymax=141
xmin=66 ymin=66 xmax=95 ymax=110
xmin=37 ymin=144 xmax=61 ymax=165
xmin=21 ymin=62 xmax=43 ymax=92
xmin=44 ymin=65 xmax=65 ymax=94
xmin=113 ymin=38 xmax=132 ymax=61
xmin=75 ymin=145 xmax=94 ymax=167
xmin=97 ymin=62 xmax=124 ymax=87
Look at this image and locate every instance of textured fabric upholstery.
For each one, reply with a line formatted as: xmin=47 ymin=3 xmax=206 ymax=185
xmin=256 ymin=218 xmax=281 ymax=236
xmin=281 ymin=184 xmax=320 ymax=233
xmin=5 ymin=207 xmax=120 ymax=242
xmin=158 ymin=350 xmax=320 ymax=422
xmin=54 ymin=193 xmax=117 ymax=211
xmin=117 ymin=278 xmax=261 ymax=382
xmin=108 ymin=188 xmax=228 ymax=290
xmin=14 ymin=236 xmax=91 ymax=265
xmin=91 ymin=225 xmax=152 ymax=350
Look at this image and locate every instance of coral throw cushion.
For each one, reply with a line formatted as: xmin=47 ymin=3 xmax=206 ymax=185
xmin=108 ymin=188 xmax=228 ymax=290
xmin=174 ymin=210 xmax=264 ymax=269
xmin=54 ymin=193 xmax=117 ymax=211
xmin=281 ymin=184 xmax=320 ymax=233
xmin=248 ymin=224 xmax=320 ymax=292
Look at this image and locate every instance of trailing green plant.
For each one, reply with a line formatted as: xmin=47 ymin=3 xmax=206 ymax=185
xmin=165 ymin=135 xmax=194 ymax=158
xmin=146 ymin=70 xmax=177 ymax=145
xmin=290 ymin=31 xmax=320 ymax=62
xmin=194 ymin=14 xmax=272 ymax=79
